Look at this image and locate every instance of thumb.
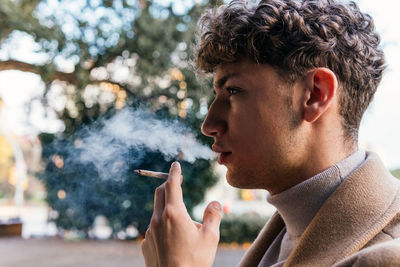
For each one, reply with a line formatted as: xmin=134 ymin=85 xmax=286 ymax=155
xmin=201 ymin=201 xmax=223 ymax=240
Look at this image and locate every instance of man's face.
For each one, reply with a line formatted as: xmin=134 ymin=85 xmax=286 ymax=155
xmin=201 ymin=59 xmax=303 ymax=191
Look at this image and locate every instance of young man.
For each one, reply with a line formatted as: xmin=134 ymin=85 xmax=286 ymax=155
xmin=141 ymin=0 xmax=400 ymax=266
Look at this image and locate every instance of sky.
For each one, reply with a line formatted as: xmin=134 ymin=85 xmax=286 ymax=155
xmin=0 ymin=0 xmax=399 ymax=169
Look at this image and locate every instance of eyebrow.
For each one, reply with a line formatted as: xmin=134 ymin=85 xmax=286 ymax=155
xmin=214 ymin=72 xmax=240 ymax=91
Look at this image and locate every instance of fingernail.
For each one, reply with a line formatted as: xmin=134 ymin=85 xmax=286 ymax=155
xmin=211 ymin=201 xmax=222 ymax=212
xmin=171 ymin=161 xmax=181 ymax=170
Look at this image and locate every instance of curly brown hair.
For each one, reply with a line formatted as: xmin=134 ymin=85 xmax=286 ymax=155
xmin=194 ymin=0 xmax=386 ymax=141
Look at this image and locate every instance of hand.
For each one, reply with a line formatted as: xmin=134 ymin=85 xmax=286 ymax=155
xmin=141 ymin=162 xmax=222 ymax=267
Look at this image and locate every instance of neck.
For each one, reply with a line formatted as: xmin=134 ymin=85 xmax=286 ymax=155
xmin=268 ymin=127 xmax=358 ymax=195
xmin=303 ymin=138 xmax=357 ymax=180
xmin=267 ymin=149 xmax=366 ymax=238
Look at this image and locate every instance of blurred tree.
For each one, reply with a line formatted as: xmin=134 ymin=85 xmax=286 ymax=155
xmin=0 ymin=134 xmax=14 ymax=199
xmin=391 ymin=169 xmax=400 ymax=179
xmin=0 ymin=0 xmax=223 ymax=237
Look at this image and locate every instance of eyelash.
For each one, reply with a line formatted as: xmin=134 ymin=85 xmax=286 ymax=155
xmin=212 ymin=87 xmax=240 ymax=97
xmin=226 ymin=87 xmax=238 ymax=95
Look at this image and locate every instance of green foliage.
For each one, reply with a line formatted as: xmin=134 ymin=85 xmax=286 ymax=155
xmin=1 ymin=0 xmax=224 ymax=237
xmin=220 ymin=214 xmax=269 ymax=244
xmin=1 ymin=0 xmax=220 ymax=134
xmin=0 ymin=0 xmax=64 ymax=46
xmin=391 ymin=169 xmax=400 ymax=179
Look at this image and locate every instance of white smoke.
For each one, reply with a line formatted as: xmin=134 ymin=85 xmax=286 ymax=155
xmin=77 ymin=108 xmax=215 ymax=179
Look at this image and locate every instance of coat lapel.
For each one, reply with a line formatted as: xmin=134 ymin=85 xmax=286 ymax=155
xmin=238 ymin=212 xmax=285 ymax=267
xmin=285 ymin=152 xmax=400 ymax=266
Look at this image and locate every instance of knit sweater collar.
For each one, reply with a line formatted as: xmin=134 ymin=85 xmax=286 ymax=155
xmin=267 ymin=149 xmax=366 ymax=240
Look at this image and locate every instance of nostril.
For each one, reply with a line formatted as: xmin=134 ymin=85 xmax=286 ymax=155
xmin=207 ymin=130 xmax=218 ymax=138
xmin=201 ymin=119 xmax=225 ymax=138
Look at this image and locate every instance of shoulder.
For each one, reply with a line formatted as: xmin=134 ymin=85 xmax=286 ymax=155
xmin=334 ymin=239 xmax=400 ymax=267
xmin=333 ymin=210 xmax=400 ymax=267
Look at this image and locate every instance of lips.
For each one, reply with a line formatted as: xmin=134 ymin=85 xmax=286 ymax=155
xmin=212 ymin=144 xmax=232 ymax=165
xmin=218 ymin=152 xmax=232 ymax=164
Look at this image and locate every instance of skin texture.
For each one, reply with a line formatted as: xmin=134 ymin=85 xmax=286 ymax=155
xmin=141 ymin=59 xmax=356 ymax=266
xmin=141 ymin=162 xmax=222 ymax=267
xmin=202 ymin=59 xmax=353 ymax=194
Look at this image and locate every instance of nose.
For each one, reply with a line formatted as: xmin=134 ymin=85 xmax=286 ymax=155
xmin=201 ymin=98 xmax=227 ymax=138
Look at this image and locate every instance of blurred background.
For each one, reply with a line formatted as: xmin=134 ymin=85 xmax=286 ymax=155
xmin=0 ymin=0 xmax=399 ymax=266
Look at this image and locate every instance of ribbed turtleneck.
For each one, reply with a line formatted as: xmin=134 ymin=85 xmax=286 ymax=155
xmin=258 ymin=149 xmax=366 ymax=267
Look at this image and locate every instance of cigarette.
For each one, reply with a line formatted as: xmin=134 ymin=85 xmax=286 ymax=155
xmin=134 ymin=169 xmax=169 ymax=179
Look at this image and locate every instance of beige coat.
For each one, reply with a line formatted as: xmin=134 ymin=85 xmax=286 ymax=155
xmin=238 ymin=152 xmax=400 ymax=267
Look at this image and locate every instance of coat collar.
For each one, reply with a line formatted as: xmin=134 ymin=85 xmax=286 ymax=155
xmin=286 ymin=152 xmax=400 ymax=266
xmin=238 ymin=212 xmax=284 ymax=267
xmin=239 ymin=152 xmax=400 ymax=267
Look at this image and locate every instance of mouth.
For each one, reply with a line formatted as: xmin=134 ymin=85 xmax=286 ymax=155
xmin=212 ymin=145 xmax=232 ymax=165
xmin=217 ymin=152 xmax=232 ymax=165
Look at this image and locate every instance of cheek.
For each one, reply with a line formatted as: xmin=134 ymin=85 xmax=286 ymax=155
xmin=230 ymin=119 xmax=274 ymax=156
xmin=230 ymin=107 xmax=263 ymax=136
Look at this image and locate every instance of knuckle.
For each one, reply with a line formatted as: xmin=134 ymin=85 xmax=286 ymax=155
xmin=209 ymin=229 xmax=220 ymax=243
xmin=165 ymin=178 xmax=173 ymax=189
xmin=150 ymin=216 xmax=161 ymax=230
xmin=204 ymin=208 xmax=215 ymax=217
xmin=163 ymin=204 xmax=176 ymax=220
xmin=145 ymin=227 xmax=151 ymax=237
xmin=203 ymin=225 xmax=220 ymax=242
xmin=151 ymin=215 xmax=159 ymax=225
xmin=206 ymin=207 xmax=221 ymax=219
xmin=155 ymin=185 xmax=164 ymax=196
xmin=151 ymin=217 xmax=161 ymax=229
xmin=140 ymin=239 xmax=147 ymax=251
xmin=151 ymin=212 xmax=160 ymax=223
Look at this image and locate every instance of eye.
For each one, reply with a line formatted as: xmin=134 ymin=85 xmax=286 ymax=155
xmin=226 ymin=87 xmax=239 ymax=95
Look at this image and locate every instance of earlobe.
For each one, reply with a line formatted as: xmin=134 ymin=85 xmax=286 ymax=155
xmin=303 ymin=68 xmax=337 ymax=123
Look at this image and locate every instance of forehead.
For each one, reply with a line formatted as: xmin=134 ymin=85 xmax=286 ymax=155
xmin=214 ymin=61 xmax=250 ymax=81
xmin=213 ymin=60 xmax=282 ymax=88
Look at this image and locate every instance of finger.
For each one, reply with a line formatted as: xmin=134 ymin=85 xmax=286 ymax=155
xmin=141 ymin=229 xmax=151 ymax=253
xmin=141 ymin=233 xmax=157 ymax=267
xmin=201 ymin=201 xmax=223 ymax=240
xmin=140 ymin=239 xmax=147 ymax=255
xmin=144 ymin=221 xmax=163 ymax=267
xmin=165 ymin=161 xmax=184 ymax=205
xmin=152 ymin=184 xmax=165 ymax=223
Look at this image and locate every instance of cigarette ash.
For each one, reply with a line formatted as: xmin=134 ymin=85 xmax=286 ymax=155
xmin=74 ymin=107 xmax=215 ymax=180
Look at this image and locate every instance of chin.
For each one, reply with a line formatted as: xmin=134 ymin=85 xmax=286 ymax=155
xmin=226 ymin=169 xmax=253 ymax=189
xmin=226 ymin=167 xmax=268 ymax=189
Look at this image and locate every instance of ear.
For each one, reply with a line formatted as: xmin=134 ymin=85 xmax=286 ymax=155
xmin=303 ymin=68 xmax=338 ymax=123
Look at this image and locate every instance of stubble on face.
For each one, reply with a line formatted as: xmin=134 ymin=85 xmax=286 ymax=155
xmin=225 ymin=70 xmax=303 ymax=191
xmin=203 ymin=59 xmax=309 ymax=193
